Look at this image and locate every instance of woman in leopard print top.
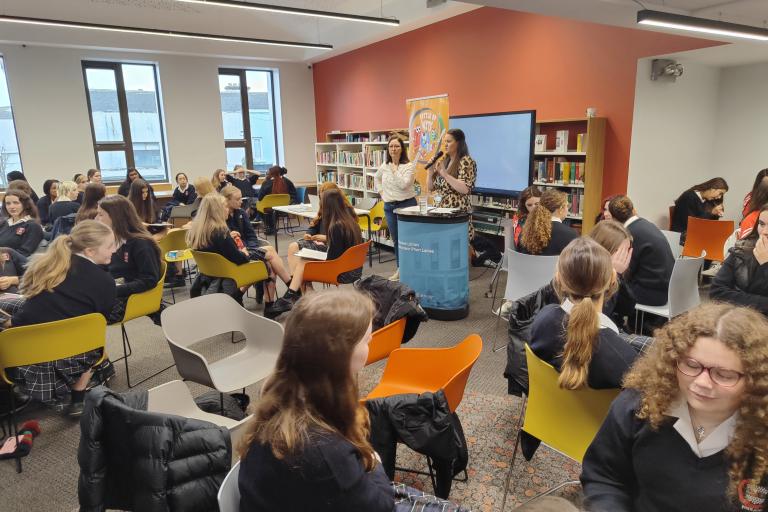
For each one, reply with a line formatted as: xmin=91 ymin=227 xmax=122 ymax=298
xmin=428 ymin=128 xmax=478 ymax=240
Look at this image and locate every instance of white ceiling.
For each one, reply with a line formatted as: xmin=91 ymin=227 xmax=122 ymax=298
xmin=0 ymin=0 xmax=479 ymax=62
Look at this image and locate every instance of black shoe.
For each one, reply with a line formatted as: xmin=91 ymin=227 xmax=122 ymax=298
xmin=269 ymin=297 xmax=294 ymax=316
xmin=263 ymin=301 xmax=280 ymax=319
xmin=164 ymin=277 xmax=186 ymax=289
xmin=87 ymin=360 xmax=115 ymax=390
xmin=66 ymin=400 xmax=85 ymax=418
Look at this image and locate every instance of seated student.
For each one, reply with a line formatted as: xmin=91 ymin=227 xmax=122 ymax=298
xmin=74 ymin=173 xmax=88 ymax=203
xmin=211 ymin=168 xmax=229 ymax=192
xmin=87 ymin=168 xmax=102 ymax=184
xmin=671 ymin=177 xmax=728 ymax=237
xmin=8 ymin=220 xmax=116 ymax=416
xmin=193 ymin=175 xmax=216 ymax=199
xmin=94 ymin=195 xmax=162 ymax=324
xmin=742 ymin=168 xmax=768 ymax=218
xmin=594 ymin=194 xmax=619 ymax=225
xmin=511 ymin=185 xmax=541 ymax=249
xmin=37 ymin=179 xmax=59 ymax=227
xmin=271 ymin=188 xmax=363 ymax=316
xmin=609 ymin=195 xmax=675 ymax=307
xmin=0 ymin=189 xmax=44 ymax=257
xmin=171 ymin=172 xmax=197 ymax=205
xmin=117 ymin=168 xmax=156 ymax=200
xmin=49 ymin=181 xmax=81 ymax=226
xmin=128 ymin=179 xmax=167 ymax=239
xmin=257 ymin=165 xmax=298 ymax=234
xmin=0 ymin=247 xmax=28 ymax=316
xmin=6 ymin=171 xmax=39 ymax=203
xmin=238 ymin=289 xmax=394 ymax=511
xmin=530 ymin=237 xmax=639 ymax=390
xmin=518 ymin=189 xmax=578 ymax=256
xmin=710 ymin=205 xmax=768 ymax=316
xmin=75 ymin=183 xmax=106 ymax=224
xmin=581 ymin=303 xmax=768 ymax=512
xmin=738 ymin=179 xmax=768 ymax=239
xmin=226 ymin=165 xmax=260 ymax=205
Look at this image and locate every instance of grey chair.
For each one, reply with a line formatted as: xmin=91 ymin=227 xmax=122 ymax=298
xmin=634 ymin=255 xmax=704 ymax=332
xmin=660 ymin=229 xmax=682 ymax=259
xmin=217 ymin=461 xmax=241 ymax=512
xmin=169 ymin=197 xmax=201 ymax=224
xmin=493 ymin=249 xmax=559 ymax=352
xmin=160 ymin=293 xmax=283 ymax=394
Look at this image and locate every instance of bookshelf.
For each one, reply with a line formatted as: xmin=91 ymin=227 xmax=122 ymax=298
xmin=315 ymin=129 xmax=409 ymax=206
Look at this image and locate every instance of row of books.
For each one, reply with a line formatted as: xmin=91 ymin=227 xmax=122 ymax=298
xmin=338 ymin=173 xmax=366 ymax=189
xmin=534 ymin=131 xmax=587 ymax=152
xmin=533 ymin=159 xmax=585 ymax=185
xmin=365 ymin=175 xmax=376 ymax=192
xmin=329 ymin=133 xmax=372 ymax=142
xmin=367 ymin=149 xmax=387 ymax=168
xmin=566 ymin=189 xmax=584 ymax=217
xmin=316 ymin=151 xmax=336 ymax=164
xmin=338 ymin=151 xmax=364 ymax=166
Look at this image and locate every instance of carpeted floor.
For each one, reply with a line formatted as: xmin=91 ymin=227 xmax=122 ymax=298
xmin=0 ymin=233 xmax=581 ymax=512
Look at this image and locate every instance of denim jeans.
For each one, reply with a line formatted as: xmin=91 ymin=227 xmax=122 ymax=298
xmin=384 ymin=197 xmax=417 ymax=265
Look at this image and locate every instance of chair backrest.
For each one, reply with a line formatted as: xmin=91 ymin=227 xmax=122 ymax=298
xmin=355 ymin=197 xmax=377 ymax=210
xmin=158 ymin=229 xmax=190 ymax=258
xmin=217 ymin=461 xmax=241 ymax=512
xmin=682 ymin=217 xmax=735 ymax=261
xmin=723 ymin=229 xmax=738 ymax=257
xmin=365 ymin=318 xmax=406 ymax=365
xmin=51 ymin=212 xmax=78 ymax=240
xmin=308 ymin=194 xmax=319 ymax=210
xmin=660 ymin=229 xmax=682 ymax=259
xmin=0 ymin=313 xmax=107 ymax=385
xmin=294 ymin=186 xmax=307 ymax=204
xmin=191 ymin=251 xmax=268 ymax=288
xmin=169 ymin=197 xmax=201 ymax=219
xmin=523 ymin=344 xmax=619 ymax=462
xmin=668 ymin=256 xmax=704 ymax=317
xmin=357 ymin=201 xmax=386 ymax=232
xmin=302 ymin=241 xmax=371 ymax=285
xmin=256 ymin=194 xmax=290 ymax=214
xmin=504 ymin=249 xmax=559 ymax=302
xmin=123 ymin=261 xmax=167 ymax=322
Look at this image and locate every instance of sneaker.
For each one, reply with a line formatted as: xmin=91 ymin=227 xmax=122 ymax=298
xmin=388 ymin=268 xmax=400 ymax=281
xmin=66 ymin=400 xmax=85 ymax=418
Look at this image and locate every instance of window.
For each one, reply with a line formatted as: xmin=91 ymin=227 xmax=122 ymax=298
xmin=83 ymin=61 xmax=168 ymax=183
xmin=219 ymin=69 xmax=279 ymax=171
xmin=0 ymin=57 xmax=23 ymax=187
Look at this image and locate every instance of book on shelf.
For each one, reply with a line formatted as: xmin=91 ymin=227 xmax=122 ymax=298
xmin=367 ymin=149 xmax=387 ymax=168
xmin=565 ymin=189 xmax=584 ymax=217
xmin=316 ymin=150 xmax=337 ymax=164
xmin=365 ymin=175 xmax=376 ymax=191
xmin=338 ymin=150 xmax=364 ymax=166
xmin=319 ymin=171 xmax=337 ymax=184
xmin=533 ymin=159 xmax=585 ymax=185
xmin=555 ymin=130 xmax=569 ymax=152
xmin=535 ymin=134 xmax=547 ymax=152
xmin=576 ymin=133 xmax=587 ymax=152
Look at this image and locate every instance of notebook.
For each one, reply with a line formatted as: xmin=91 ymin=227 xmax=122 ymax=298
xmin=294 ymin=248 xmax=328 ymax=261
xmin=308 ymin=194 xmax=320 ymax=210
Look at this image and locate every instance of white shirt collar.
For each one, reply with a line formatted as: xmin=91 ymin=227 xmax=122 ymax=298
xmin=624 ymin=215 xmax=640 ymax=227
xmin=178 ymin=184 xmax=188 ymax=193
xmin=694 ymin=190 xmax=705 ymax=203
xmin=551 ymin=215 xmax=563 ymax=223
xmin=7 ymin=215 xmax=31 ymax=227
xmin=560 ymin=298 xmax=619 ymax=333
xmin=666 ymin=396 xmax=737 ymax=458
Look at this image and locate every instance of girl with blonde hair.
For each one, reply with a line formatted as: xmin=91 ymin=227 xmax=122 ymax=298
xmin=519 ymin=189 xmax=577 ymax=255
xmin=211 ymin=168 xmax=228 ymax=192
xmin=10 ymin=220 xmax=117 ymax=415
xmin=49 ymin=180 xmax=81 ymax=227
xmin=582 ymin=303 xmax=768 ymax=511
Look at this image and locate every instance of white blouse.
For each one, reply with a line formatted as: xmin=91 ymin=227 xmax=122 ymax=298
xmin=374 ymin=162 xmax=417 ymax=203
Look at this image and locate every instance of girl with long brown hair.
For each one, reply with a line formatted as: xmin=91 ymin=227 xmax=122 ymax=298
xmin=75 ymin=182 xmax=107 ymax=224
xmin=0 ymin=188 xmax=43 ymax=256
xmin=512 ymin=185 xmax=542 ymax=248
xmin=238 ymin=289 xmax=393 ymax=510
xmin=519 ymin=188 xmax=577 ymax=255
xmin=582 ymin=303 xmax=768 ymax=511
xmin=271 ymin=188 xmax=363 ymax=315
xmin=672 ymin=176 xmax=729 ymax=235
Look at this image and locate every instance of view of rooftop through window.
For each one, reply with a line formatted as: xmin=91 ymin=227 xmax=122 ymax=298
xmin=0 ymin=57 xmax=22 ymax=187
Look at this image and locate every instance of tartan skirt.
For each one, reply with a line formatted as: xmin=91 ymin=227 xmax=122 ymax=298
xmin=9 ymin=349 xmax=104 ymax=404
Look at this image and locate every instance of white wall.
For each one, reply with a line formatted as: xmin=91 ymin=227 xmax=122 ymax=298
xmin=0 ymin=44 xmax=317 ymax=192
xmin=627 ymin=57 xmax=722 ymax=227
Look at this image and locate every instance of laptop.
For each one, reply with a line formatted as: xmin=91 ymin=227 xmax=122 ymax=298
xmin=308 ymin=194 xmax=319 ymax=210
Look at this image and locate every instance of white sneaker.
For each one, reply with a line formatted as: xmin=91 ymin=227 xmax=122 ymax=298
xmin=388 ymin=268 xmax=400 ymax=281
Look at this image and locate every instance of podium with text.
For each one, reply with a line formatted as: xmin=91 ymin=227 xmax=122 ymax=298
xmin=395 ymin=208 xmax=470 ymax=320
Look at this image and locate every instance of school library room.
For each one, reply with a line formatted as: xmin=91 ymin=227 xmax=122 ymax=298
xmin=1 ymin=0 xmax=768 ymax=511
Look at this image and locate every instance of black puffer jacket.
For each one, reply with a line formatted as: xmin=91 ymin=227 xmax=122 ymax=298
xmin=710 ymin=239 xmax=768 ymax=316
xmin=78 ymin=386 xmax=232 ymax=512
xmin=355 ymin=274 xmax=428 ymax=343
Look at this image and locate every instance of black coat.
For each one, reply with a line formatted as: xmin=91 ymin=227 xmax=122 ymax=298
xmin=78 ymin=386 xmax=232 ymax=512
xmin=365 ymin=390 xmax=468 ymax=499
xmin=0 ymin=219 xmax=43 ymax=257
xmin=625 ymin=218 xmax=675 ymax=306
xmin=354 ymin=274 xmax=428 ymax=343
xmin=257 ymin=176 xmax=297 ymax=204
xmin=108 ymin=237 xmax=161 ymax=298
xmin=671 ymin=189 xmax=718 ymax=234
xmin=710 ymin=239 xmax=768 ymax=316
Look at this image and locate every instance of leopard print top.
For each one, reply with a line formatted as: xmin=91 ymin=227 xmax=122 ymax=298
xmin=432 ymin=155 xmax=477 ymax=239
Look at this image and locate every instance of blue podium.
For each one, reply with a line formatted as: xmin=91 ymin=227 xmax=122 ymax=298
xmin=395 ymin=208 xmax=470 ymax=320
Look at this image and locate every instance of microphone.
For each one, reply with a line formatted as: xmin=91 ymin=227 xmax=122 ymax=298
xmin=424 ymin=151 xmax=444 ymax=170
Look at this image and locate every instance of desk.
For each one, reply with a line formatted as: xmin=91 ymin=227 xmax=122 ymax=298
xmin=272 ymin=204 xmax=373 ymax=266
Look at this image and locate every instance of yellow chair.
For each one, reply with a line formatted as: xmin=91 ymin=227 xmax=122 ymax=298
xmin=256 ymin=194 xmax=291 ymax=246
xmin=357 ymin=201 xmax=390 ymax=263
xmin=191 ymin=250 xmax=269 ymax=289
xmin=500 ymin=345 xmax=620 ymax=510
xmin=114 ymin=261 xmax=167 ymax=388
xmin=158 ymin=229 xmax=194 ymax=303
xmin=0 ymin=313 xmax=107 ymax=472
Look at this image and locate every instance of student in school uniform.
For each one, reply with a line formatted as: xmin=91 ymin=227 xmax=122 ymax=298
xmin=211 ymin=168 xmax=229 ymax=192
xmin=0 ymin=189 xmax=44 ymax=257
xmin=117 ymin=168 xmax=156 ymax=201
xmin=75 ymin=183 xmax=107 ymax=224
xmin=742 ymin=168 xmax=768 ymax=218
xmin=49 ymin=181 xmax=82 ymax=229
xmin=6 ymin=171 xmax=39 ymax=203
xmin=36 ymin=179 xmax=59 ymax=228
xmin=226 ymin=165 xmax=261 ymax=205
xmin=8 ymin=220 xmax=117 ymax=416
xmin=171 ymin=172 xmax=197 ymax=205
xmin=87 ymin=168 xmax=102 ymax=184
xmin=94 ymin=195 xmax=162 ymax=324
xmin=512 ymin=186 xmax=542 ymax=249
xmin=74 ymin=173 xmax=88 ymax=203
xmin=257 ymin=165 xmax=298 ymax=234
xmin=737 ymin=179 xmax=768 ymax=239
xmin=671 ymin=177 xmax=728 ymax=238
xmin=518 ymin=189 xmax=578 ymax=256
xmin=128 ymin=179 xmax=167 ymax=240
xmin=581 ymin=303 xmax=768 ymax=512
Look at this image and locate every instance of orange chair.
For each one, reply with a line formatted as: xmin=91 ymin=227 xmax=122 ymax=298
xmin=365 ymin=334 xmax=483 ymax=413
xmin=302 ymin=241 xmax=371 ymax=287
xmin=682 ymin=217 xmax=734 ymax=262
xmin=365 ymin=318 xmax=406 ymax=366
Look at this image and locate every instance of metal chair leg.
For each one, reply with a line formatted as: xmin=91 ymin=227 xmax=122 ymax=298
xmin=501 ymin=395 xmax=527 ymax=511
xmin=121 ymin=323 xmax=174 ymax=388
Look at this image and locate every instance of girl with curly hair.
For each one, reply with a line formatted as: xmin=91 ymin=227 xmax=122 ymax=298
xmin=519 ymin=189 xmax=577 ymax=255
xmin=581 ymin=303 xmax=768 ymax=512
xmin=512 ymin=185 xmax=542 ymax=249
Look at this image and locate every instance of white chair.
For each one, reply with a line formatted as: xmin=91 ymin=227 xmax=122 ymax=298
xmin=160 ymin=294 xmax=284 ymax=395
xmin=147 ymin=380 xmax=251 ymax=464
xmin=634 ymin=255 xmax=704 ymax=333
xmin=493 ymin=249 xmax=559 ymax=352
xmin=217 ymin=461 xmax=241 ymax=512
xmin=660 ymin=229 xmax=682 ymax=259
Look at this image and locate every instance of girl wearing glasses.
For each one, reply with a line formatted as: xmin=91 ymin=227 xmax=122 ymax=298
xmin=581 ymin=303 xmax=768 ymax=512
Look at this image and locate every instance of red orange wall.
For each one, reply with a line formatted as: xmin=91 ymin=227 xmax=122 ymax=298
xmin=312 ymin=7 xmax=721 ymax=196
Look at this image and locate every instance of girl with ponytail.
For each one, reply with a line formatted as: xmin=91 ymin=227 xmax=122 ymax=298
xmin=10 ymin=220 xmax=117 ymax=416
xmin=530 ymin=237 xmax=638 ymax=390
xmin=519 ymin=189 xmax=577 ymax=256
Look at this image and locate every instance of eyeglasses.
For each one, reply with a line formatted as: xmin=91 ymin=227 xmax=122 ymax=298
xmin=677 ymin=357 xmax=744 ymax=387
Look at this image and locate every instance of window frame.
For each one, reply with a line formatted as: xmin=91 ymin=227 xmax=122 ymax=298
xmin=0 ymin=56 xmax=24 ymax=188
xmin=81 ymin=60 xmax=169 ymax=183
xmin=218 ymin=67 xmax=280 ymax=170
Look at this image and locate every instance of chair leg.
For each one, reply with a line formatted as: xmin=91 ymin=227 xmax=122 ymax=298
xmin=492 ymin=309 xmax=508 ymax=352
xmin=501 ymin=394 xmax=528 ymax=511
xmin=3 ymin=388 xmax=22 ymax=473
xmin=220 ymin=393 xmax=224 ymax=416
xmin=121 ymin=323 xmax=174 ymax=388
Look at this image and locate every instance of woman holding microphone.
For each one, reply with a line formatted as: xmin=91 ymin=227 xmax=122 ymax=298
xmin=374 ymin=135 xmax=416 ymax=280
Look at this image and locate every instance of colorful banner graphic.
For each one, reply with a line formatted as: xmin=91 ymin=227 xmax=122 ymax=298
xmin=406 ymin=94 xmax=449 ymax=195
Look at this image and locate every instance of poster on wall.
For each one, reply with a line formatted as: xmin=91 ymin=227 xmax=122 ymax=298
xmin=406 ymin=94 xmax=449 ymax=195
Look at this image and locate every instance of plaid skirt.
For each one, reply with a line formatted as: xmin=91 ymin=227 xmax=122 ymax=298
xmin=9 ymin=349 xmax=104 ymax=404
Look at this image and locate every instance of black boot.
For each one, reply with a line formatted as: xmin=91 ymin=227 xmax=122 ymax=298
xmin=270 ymin=289 xmax=301 ymax=316
xmin=66 ymin=389 xmax=86 ymax=418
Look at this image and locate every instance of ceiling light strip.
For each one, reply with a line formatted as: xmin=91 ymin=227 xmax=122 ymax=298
xmin=0 ymin=15 xmax=333 ymax=49
xmin=176 ymin=0 xmax=399 ymax=26
xmin=637 ymin=9 xmax=768 ymax=41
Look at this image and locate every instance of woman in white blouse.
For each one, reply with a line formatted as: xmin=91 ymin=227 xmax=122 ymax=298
xmin=374 ymin=135 xmax=416 ymax=280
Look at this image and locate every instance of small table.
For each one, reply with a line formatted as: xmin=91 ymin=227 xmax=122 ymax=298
xmin=271 ymin=204 xmax=373 ymax=266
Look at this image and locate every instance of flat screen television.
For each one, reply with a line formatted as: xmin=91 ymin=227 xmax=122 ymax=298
xmin=449 ymin=110 xmax=535 ymax=197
